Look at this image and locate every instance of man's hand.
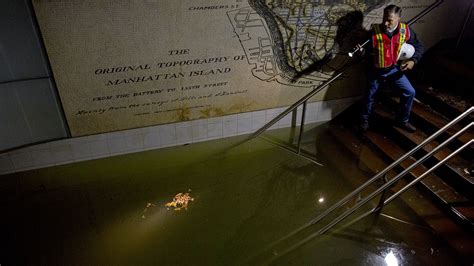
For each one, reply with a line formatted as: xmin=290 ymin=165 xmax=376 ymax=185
xmin=400 ymin=60 xmax=415 ymax=71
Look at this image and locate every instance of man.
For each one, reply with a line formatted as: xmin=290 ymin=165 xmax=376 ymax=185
xmin=360 ymin=4 xmax=424 ymax=133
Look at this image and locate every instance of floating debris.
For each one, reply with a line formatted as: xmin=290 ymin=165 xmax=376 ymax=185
xmin=165 ymin=191 xmax=194 ymax=211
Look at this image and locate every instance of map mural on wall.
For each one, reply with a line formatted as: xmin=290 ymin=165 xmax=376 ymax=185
xmin=32 ymin=0 xmax=435 ymax=136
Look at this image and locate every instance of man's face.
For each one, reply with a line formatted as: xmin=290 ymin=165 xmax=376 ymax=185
xmin=383 ymin=12 xmax=400 ymax=31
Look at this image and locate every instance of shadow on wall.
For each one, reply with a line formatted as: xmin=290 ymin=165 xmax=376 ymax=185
xmin=291 ymin=10 xmax=369 ymax=102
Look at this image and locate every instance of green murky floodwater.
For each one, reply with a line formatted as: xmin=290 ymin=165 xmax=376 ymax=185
xmin=0 ymin=124 xmax=461 ymax=265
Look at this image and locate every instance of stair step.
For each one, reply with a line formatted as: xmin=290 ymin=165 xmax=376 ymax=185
xmin=327 ymin=125 xmax=389 ymax=174
xmin=364 ymin=130 xmax=474 ymax=228
xmin=384 ymin=97 xmax=473 ymax=162
xmin=414 ymin=84 xmax=473 ymax=120
xmin=388 ymin=97 xmax=473 ymax=146
xmin=374 ymin=108 xmax=474 ymax=192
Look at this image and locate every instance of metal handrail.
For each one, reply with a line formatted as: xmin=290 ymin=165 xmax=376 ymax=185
xmin=248 ymin=0 xmax=444 ymax=142
xmin=345 ymin=139 xmax=474 ymax=230
xmin=248 ymin=69 xmax=346 ymax=140
xmin=277 ymin=135 xmax=473 ymax=258
xmin=316 ymin=121 xmax=473 ymax=235
xmin=259 ymin=107 xmax=473 ymax=260
xmin=267 ymin=106 xmax=473 ymax=247
xmin=312 ymin=109 xmax=473 ymax=228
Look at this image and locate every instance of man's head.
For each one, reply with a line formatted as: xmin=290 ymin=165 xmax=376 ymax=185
xmin=383 ymin=5 xmax=402 ymax=32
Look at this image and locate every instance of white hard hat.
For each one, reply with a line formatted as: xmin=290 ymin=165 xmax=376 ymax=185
xmin=398 ymin=43 xmax=415 ymax=61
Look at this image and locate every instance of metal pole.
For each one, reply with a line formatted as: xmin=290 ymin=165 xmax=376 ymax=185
xmin=297 ymin=101 xmax=308 ymax=154
xmin=371 ymin=174 xmax=389 ymax=227
xmin=289 ymin=109 xmax=298 ymax=144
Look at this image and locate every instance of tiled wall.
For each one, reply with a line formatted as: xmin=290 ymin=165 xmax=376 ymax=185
xmin=0 ymin=97 xmax=358 ymax=175
xmin=0 ymin=0 xmax=69 ymax=151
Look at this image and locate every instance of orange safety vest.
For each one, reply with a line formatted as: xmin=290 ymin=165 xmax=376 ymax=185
xmin=372 ymin=23 xmax=411 ymax=68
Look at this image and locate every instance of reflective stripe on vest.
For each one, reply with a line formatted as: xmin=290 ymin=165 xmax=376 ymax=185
xmin=372 ymin=23 xmax=410 ymax=68
xmin=397 ymin=23 xmax=408 ymax=57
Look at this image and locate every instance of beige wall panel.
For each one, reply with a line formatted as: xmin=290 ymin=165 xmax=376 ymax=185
xmin=33 ymin=0 xmax=444 ymax=136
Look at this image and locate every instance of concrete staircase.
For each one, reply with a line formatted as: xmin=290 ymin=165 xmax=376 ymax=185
xmin=317 ymin=41 xmax=473 ymax=258
xmin=320 ymin=97 xmax=473 ymax=259
xmin=374 ymin=99 xmax=473 ymax=227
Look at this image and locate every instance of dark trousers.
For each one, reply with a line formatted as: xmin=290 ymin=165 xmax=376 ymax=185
xmin=361 ymin=66 xmax=415 ymax=123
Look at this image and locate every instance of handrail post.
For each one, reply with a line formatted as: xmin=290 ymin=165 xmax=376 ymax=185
xmin=377 ymin=174 xmax=390 ymax=211
xmin=371 ymin=174 xmax=389 ymax=228
xmin=289 ymin=109 xmax=298 ymax=144
xmin=297 ymin=101 xmax=308 ymax=154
